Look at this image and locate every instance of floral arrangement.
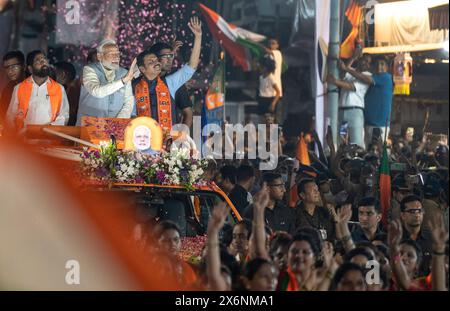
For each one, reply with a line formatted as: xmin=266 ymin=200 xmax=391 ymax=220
xmin=180 ymin=235 xmax=207 ymax=264
xmin=80 ymin=141 xmax=210 ymax=190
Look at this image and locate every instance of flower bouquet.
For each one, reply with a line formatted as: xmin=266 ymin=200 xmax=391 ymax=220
xmin=80 ymin=141 xmax=210 ymax=189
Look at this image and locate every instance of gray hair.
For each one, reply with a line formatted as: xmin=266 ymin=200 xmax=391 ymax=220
xmin=97 ymin=39 xmax=117 ymax=54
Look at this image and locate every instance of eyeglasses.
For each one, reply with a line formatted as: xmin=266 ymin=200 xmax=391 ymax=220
xmin=159 ymin=53 xmax=175 ymax=60
xmin=4 ymin=63 xmax=22 ymax=71
xmin=403 ymin=209 xmax=424 ymax=215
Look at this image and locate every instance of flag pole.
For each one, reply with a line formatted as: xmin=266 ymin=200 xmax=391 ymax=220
xmin=220 ymin=50 xmax=226 ymax=122
xmin=384 ymin=117 xmax=389 ymax=146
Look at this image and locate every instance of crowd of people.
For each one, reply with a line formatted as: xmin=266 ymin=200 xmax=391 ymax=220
xmin=0 ymin=9 xmax=448 ymax=292
xmin=142 ymin=121 xmax=448 ymax=291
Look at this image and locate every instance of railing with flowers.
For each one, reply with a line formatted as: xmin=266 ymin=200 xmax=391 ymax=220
xmin=80 ymin=142 xmax=210 ymax=190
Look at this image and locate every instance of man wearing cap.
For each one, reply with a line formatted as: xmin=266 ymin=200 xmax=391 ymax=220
xmin=76 ymin=39 xmax=136 ymax=124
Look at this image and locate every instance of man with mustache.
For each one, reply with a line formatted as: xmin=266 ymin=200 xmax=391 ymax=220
xmin=76 ymin=39 xmax=136 ymax=124
xmin=6 ymin=50 xmax=69 ymax=131
xmin=132 ymin=17 xmax=202 ymax=135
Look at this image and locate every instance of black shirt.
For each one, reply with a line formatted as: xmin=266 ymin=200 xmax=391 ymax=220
xmin=228 ymin=184 xmax=251 ymax=217
xmin=175 ymin=84 xmax=192 ymax=110
xmin=351 ymin=225 xmax=385 ymax=244
xmin=402 ymin=226 xmax=433 ymax=277
xmin=243 ymin=201 xmax=296 ymax=235
xmin=295 ymin=202 xmax=336 ymax=241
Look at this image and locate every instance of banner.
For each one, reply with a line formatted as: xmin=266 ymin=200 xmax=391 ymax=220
xmin=56 ymin=0 xmax=118 ymax=46
xmin=374 ymin=0 xmax=448 ymax=47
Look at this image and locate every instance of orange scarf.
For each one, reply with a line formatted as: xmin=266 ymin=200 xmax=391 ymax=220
xmin=15 ymin=77 xmax=62 ymax=130
xmin=134 ymin=77 xmax=173 ymax=135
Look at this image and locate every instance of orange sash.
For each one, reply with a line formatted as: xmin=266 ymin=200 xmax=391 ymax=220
xmin=134 ymin=77 xmax=173 ymax=135
xmin=285 ymin=266 xmax=300 ymax=291
xmin=15 ymin=77 xmax=62 ymax=130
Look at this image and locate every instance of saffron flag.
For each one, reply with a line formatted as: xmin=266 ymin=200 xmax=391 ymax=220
xmin=340 ymin=0 xmax=364 ymax=59
xmin=379 ymin=144 xmax=391 ymax=228
xmin=288 ymin=134 xmax=312 ymax=208
xmin=198 ymin=3 xmax=267 ymax=71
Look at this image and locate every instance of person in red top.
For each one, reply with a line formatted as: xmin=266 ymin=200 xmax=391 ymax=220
xmin=389 ymin=215 xmax=448 ymax=291
xmin=152 ymin=220 xmax=198 ymax=289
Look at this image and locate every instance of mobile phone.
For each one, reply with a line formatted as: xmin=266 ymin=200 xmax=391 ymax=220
xmin=340 ymin=122 xmax=348 ymax=137
xmin=372 ymin=127 xmax=381 ymax=141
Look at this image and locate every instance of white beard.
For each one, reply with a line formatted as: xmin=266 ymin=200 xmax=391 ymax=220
xmin=102 ymin=61 xmax=119 ymax=70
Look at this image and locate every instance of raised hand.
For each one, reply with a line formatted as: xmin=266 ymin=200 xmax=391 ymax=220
xmin=123 ymin=58 xmax=138 ymax=83
xmin=429 ymin=213 xmax=449 ymax=251
xmin=322 ymin=241 xmax=335 ymax=270
xmin=388 ymin=220 xmax=403 ymax=253
xmin=209 ymin=201 xmax=229 ymax=231
xmin=336 ymin=204 xmax=352 ymax=224
xmin=253 ymin=182 xmax=270 ymax=211
xmin=172 ymin=38 xmax=183 ymax=53
xmin=188 ymin=16 xmax=202 ymax=37
xmin=338 ymin=60 xmax=348 ymax=72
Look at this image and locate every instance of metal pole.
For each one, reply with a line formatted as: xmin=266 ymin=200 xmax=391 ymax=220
xmin=221 ymin=51 xmax=226 ymax=123
xmin=327 ymin=0 xmax=341 ymax=145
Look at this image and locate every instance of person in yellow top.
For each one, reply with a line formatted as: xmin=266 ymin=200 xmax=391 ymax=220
xmin=6 ymin=50 xmax=69 ymax=131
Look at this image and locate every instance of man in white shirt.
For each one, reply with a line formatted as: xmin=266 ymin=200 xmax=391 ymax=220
xmin=6 ymin=50 xmax=69 ymax=131
xmin=76 ymin=39 xmax=136 ymax=125
xmin=258 ymin=56 xmax=281 ymax=116
xmin=266 ymin=39 xmax=283 ymax=98
xmin=327 ymin=55 xmax=372 ymax=148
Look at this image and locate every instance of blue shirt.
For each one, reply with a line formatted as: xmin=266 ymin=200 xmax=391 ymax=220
xmin=364 ymin=72 xmax=393 ymax=127
xmin=132 ymin=64 xmax=195 ymax=122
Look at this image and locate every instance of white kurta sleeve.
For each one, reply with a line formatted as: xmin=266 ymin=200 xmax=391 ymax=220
xmin=83 ymin=66 xmax=125 ymax=98
xmin=116 ymin=81 xmax=134 ymax=118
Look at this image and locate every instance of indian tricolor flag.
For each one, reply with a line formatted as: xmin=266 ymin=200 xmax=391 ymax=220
xmin=198 ymin=3 xmax=266 ymax=71
xmin=379 ymin=144 xmax=391 ymax=228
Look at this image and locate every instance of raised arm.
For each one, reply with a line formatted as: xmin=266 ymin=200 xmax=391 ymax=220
xmin=206 ymin=202 xmax=229 ymax=291
xmin=429 ymin=213 xmax=448 ymax=291
xmin=250 ymin=183 xmax=271 ymax=260
xmin=327 ymin=74 xmax=356 ymax=91
xmin=344 ymin=65 xmax=373 ymax=85
xmin=332 ymin=204 xmax=355 ymax=253
xmin=188 ymin=16 xmax=203 ymax=70
xmin=82 ymin=58 xmax=136 ymax=98
xmin=388 ymin=220 xmax=413 ymax=290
